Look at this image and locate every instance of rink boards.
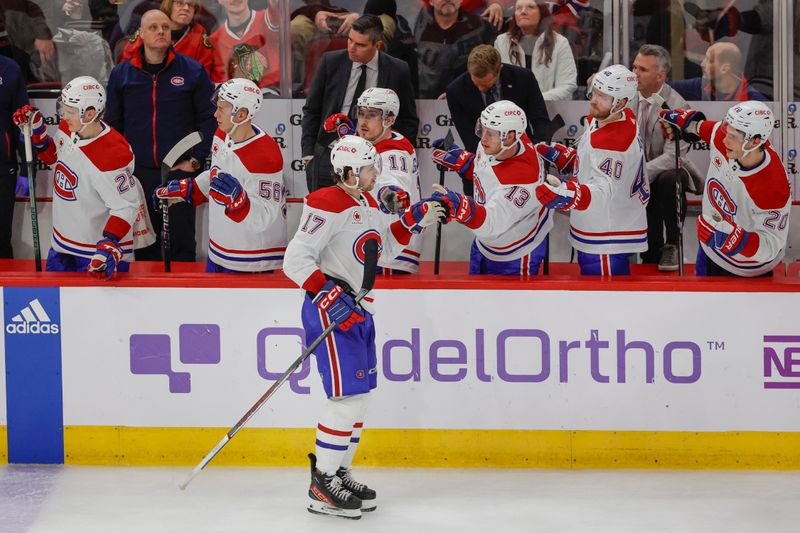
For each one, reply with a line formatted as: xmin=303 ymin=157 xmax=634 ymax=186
xmin=2 ymin=283 xmax=800 ymax=469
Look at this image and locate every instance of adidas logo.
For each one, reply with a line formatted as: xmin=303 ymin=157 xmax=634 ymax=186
xmin=6 ymin=298 xmax=60 ymax=334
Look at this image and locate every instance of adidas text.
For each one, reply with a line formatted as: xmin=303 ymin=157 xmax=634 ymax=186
xmin=6 ymin=322 xmax=60 ymax=334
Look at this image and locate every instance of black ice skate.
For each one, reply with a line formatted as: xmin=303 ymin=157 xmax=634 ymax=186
xmin=307 ymin=453 xmax=362 ymax=520
xmin=337 ymin=467 xmax=377 ymax=512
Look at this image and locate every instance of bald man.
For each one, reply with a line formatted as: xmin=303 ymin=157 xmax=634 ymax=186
xmin=668 ymin=42 xmax=766 ymax=102
xmin=106 ymin=9 xmax=216 ymax=263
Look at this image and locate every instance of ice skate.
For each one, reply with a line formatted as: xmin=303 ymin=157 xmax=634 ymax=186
xmin=307 ymin=453 xmax=362 ymax=520
xmin=337 ymin=467 xmax=377 ymax=511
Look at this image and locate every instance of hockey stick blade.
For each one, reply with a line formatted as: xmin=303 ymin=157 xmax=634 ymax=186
xmin=179 ymin=239 xmax=380 ymax=490
xmin=161 ymin=131 xmax=203 ymax=184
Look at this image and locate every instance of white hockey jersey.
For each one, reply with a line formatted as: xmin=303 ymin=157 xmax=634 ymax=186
xmin=283 ymin=185 xmax=415 ymax=314
xmin=569 ymin=108 xmax=649 ymax=254
xmin=374 ymin=132 xmax=422 ymax=272
xmin=43 ymin=120 xmax=139 ymax=260
xmin=696 ymin=120 xmax=791 ymax=276
xmin=192 ymin=127 xmax=286 ymax=272
xmin=469 ymin=135 xmax=553 ymax=262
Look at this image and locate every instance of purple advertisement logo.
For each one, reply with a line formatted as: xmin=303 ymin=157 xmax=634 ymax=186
xmin=130 ymin=324 xmax=221 ymax=393
xmin=763 ymin=335 xmax=800 ymax=389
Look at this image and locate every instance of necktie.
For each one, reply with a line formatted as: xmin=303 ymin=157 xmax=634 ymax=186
xmin=348 ymin=65 xmax=368 ymax=120
xmin=484 ymin=85 xmax=498 ymax=106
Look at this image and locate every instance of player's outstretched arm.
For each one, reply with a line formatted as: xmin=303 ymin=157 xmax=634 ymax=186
xmin=659 ymin=109 xmax=712 ymax=143
xmin=535 ymin=174 xmax=591 ymax=211
xmin=431 ymin=139 xmax=475 ymax=181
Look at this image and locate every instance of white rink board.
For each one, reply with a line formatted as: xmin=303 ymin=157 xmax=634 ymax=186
xmin=59 ymin=287 xmax=800 ymax=432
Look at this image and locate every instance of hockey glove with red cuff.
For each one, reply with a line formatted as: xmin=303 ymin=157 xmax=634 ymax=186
xmin=313 ymin=280 xmax=365 ymax=331
xmin=659 ymin=109 xmax=706 ymax=142
xmin=535 ymin=176 xmax=591 ymax=211
xmin=697 ymin=213 xmax=753 ymax=257
xmin=400 ymin=200 xmax=447 ymax=233
xmin=431 ymin=139 xmax=475 ymax=181
xmin=378 ymin=185 xmax=410 ymax=214
xmin=154 ymin=178 xmax=196 ymax=209
xmin=431 ymin=189 xmax=480 ymax=224
xmin=88 ymin=235 xmax=124 ymax=281
xmin=535 ymin=142 xmax=576 ymax=174
xmin=210 ymin=172 xmax=250 ymax=220
xmin=323 ymin=113 xmax=356 ymax=138
xmin=13 ymin=105 xmax=50 ymax=149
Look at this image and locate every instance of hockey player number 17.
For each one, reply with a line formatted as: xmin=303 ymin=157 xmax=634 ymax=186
xmin=300 ymin=213 xmax=326 ymax=234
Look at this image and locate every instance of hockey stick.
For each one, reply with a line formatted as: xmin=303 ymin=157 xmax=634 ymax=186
xmin=179 ymin=238 xmax=380 ymax=490
xmin=160 ymin=131 xmax=203 ymax=272
xmin=538 ymin=114 xmax=565 ymax=275
xmin=433 ymin=129 xmax=454 ymax=275
xmin=661 ymin=102 xmax=685 ymax=276
xmin=21 ymin=119 xmax=42 ymax=272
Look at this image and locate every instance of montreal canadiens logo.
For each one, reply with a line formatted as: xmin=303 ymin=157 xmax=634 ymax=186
xmin=355 ymin=369 xmax=365 ymax=379
xmin=707 ymin=179 xmax=737 ymax=221
xmin=352 ymin=229 xmax=382 ymax=265
xmin=171 ymin=76 xmax=185 ymax=86
xmin=53 ymin=162 xmax=78 ymax=201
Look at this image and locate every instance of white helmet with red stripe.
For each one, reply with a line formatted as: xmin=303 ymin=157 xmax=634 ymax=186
xmin=330 ymin=135 xmax=382 ymax=191
xmin=215 ymin=77 xmax=263 ymax=120
xmin=725 ymin=101 xmax=773 ymax=144
xmin=591 ymin=64 xmax=637 ymax=110
xmin=60 ymin=76 xmax=106 ymax=121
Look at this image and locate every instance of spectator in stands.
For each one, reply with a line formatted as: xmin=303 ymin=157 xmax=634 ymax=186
xmin=414 ymin=0 xmax=495 ymax=99
xmin=494 ymin=0 xmax=577 ymax=100
xmin=301 ymin=14 xmax=418 ymax=192
xmin=0 ymin=0 xmax=56 ymax=81
xmin=445 ymin=44 xmax=549 ymax=196
xmin=0 ymin=55 xmax=27 ymax=258
xmin=106 ymin=9 xmax=215 ymax=262
xmin=421 ymin=0 xmax=511 ymax=30
xmin=210 ymin=0 xmax=279 ymax=91
xmin=119 ymin=0 xmax=212 ymax=76
xmin=669 ymin=41 xmax=766 ymax=102
xmin=628 ymin=44 xmax=703 ymax=271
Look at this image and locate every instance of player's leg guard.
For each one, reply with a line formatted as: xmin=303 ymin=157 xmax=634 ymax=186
xmin=315 ymin=394 xmax=369 ymax=475
xmin=337 ymin=395 xmax=377 ymax=511
xmin=577 ymin=252 xmax=631 ymax=276
xmin=307 ymin=453 xmax=361 ymax=520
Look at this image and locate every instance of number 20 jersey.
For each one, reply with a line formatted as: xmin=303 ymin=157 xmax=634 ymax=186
xmin=569 ymin=108 xmax=649 ymax=255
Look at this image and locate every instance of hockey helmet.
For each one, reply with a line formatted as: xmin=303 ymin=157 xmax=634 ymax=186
xmin=213 ymin=78 xmax=263 ymax=121
xmin=357 ymin=87 xmax=400 ymax=118
xmin=725 ymin=101 xmax=773 ymax=144
xmin=476 ymin=100 xmax=527 ymax=141
xmin=330 ymin=135 xmax=381 ymax=187
xmin=59 ymin=76 xmax=106 ymax=120
xmin=591 ymin=64 xmax=637 ymax=110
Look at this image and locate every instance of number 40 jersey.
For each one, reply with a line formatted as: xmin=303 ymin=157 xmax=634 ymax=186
xmin=569 ymin=108 xmax=649 ymax=255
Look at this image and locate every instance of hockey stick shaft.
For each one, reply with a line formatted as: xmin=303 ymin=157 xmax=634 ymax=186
xmin=433 ymin=165 xmax=445 ymax=275
xmin=661 ymin=102 xmax=685 ymax=276
xmin=22 ymin=121 xmax=42 ymax=272
xmin=180 ymin=239 xmax=380 ymax=490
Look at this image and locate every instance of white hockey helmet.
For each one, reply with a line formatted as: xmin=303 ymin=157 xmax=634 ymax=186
xmin=591 ymin=64 xmax=637 ymax=110
xmin=60 ymin=76 xmax=106 ymax=120
xmin=214 ymin=78 xmax=263 ymax=121
xmin=357 ymin=87 xmax=400 ymax=118
xmin=476 ymin=100 xmax=527 ymax=141
xmin=330 ymin=135 xmax=381 ymax=190
xmin=725 ymin=101 xmax=773 ymax=144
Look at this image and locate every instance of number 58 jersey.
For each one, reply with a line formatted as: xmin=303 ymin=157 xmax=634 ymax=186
xmin=569 ymin=108 xmax=649 ymax=255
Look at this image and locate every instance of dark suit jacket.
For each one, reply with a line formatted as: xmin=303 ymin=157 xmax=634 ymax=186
xmin=445 ymin=64 xmax=550 ymax=153
xmin=301 ymin=50 xmax=419 ymax=157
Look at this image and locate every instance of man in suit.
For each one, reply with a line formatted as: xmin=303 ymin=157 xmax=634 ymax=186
xmin=445 ymin=44 xmax=549 ymax=196
xmin=628 ymin=44 xmax=703 ymax=271
xmin=301 ymin=14 xmax=419 ymax=193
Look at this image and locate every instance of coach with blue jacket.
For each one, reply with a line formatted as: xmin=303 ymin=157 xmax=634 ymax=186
xmin=106 ymin=9 xmax=215 ymax=263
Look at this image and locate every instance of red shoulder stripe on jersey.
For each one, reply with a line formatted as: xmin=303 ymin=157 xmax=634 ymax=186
xmin=493 ymin=144 xmax=541 ymax=185
xmin=305 ymin=186 xmax=361 ymax=213
xmin=362 ymin=191 xmax=379 ymax=209
xmin=235 ymin=134 xmax=283 ymax=174
xmin=740 ymin=232 xmax=760 ymax=258
xmin=375 ymin=135 xmax=414 ymax=155
xmin=80 ymin=127 xmax=134 ymax=172
xmin=698 ymin=120 xmax=717 ymax=145
xmin=390 ymin=220 xmax=412 ymax=246
xmin=302 ymin=269 xmax=327 ymax=294
xmin=590 ymin=109 xmax=637 ymax=151
xmin=214 ymin=129 xmax=226 ymax=142
xmin=740 ymin=149 xmax=791 ymax=210
xmin=58 ymin=119 xmax=70 ymax=136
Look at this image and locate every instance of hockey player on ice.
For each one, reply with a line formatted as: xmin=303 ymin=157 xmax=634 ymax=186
xmin=13 ymin=76 xmax=142 ymax=279
xmin=322 ymin=87 xmax=423 ymax=273
xmin=660 ymin=101 xmax=790 ymax=277
xmin=283 ymin=135 xmax=444 ymax=519
xmin=536 ymin=64 xmax=649 ymax=275
xmin=430 ymin=100 xmax=555 ymax=275
xmin=155 ymin=78 xmax=286 ymax=273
